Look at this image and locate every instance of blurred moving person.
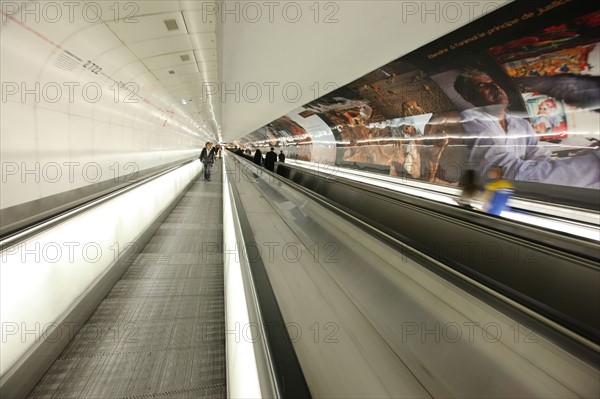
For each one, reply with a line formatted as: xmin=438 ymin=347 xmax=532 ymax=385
xmin=278 ymin=150 xmax=286 ymax=163
xmin=458 ymin=169 xmax=479 ymax=209
xmin=254 ymin=149 xmax=263 ymax=166
xmin=481 ymin=166 xmax=515 ymax=216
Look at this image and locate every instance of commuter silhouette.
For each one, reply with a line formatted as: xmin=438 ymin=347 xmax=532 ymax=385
xmin=264 ymin=147 xmax=277 ymax=171
xmin=278 ymin=150 xmax=286 ymax=163
xmin=254 ymin=149 xmax=263 ymax=166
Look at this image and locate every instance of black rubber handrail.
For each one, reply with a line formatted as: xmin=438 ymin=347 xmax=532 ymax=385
xmin=231 ymin=153 xmax=600 ymax=357
xmin=226 ymin=156 xmax=313 ymax=398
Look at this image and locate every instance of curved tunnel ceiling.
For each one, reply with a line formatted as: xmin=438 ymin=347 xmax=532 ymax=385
xmin=1 ymin=0 xmax=512 ymax=143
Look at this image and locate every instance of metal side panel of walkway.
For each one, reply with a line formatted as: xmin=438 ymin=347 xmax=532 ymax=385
xmin=28 ymin=166 xmax=225 ymax=399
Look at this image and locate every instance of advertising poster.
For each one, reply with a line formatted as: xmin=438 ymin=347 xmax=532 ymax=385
xmin=242 ymin=0 xmax=599 ymax=193
xmin=408 ymin=1 xmax=600 ymax=190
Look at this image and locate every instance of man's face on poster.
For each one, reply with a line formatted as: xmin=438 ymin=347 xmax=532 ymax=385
xmin=465 ymin=74 xmax=509 ymax=107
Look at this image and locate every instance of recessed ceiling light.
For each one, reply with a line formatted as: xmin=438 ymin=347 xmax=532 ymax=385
xmin=168 ymin=70 xmax=175 ymax=75
xmin=180 ymin=55 xmax=191 ymax=62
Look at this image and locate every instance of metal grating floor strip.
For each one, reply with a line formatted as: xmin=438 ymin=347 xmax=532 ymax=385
xmin=29 ymin=168 xmax=225 ymax=398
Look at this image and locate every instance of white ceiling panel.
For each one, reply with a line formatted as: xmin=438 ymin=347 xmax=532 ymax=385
xmin=183 ymin=10 xmax=216 ymax=33
xmin=143 ymin=52 xmax=195 ymax=70
xmin=168 ymin=85 xmax=207 ymax=97
xmin=152 ymin=63 xmax=200 ymax=79
xmin=133 ymin=69 xmax=159 ymax=87
xmin=189 ymin=33 xmax=217 ymax=50
xmin=115 ymin=61 xmax=151 ymax=84
xmin=194 ymin=49 xmax=218 ymax=62
xmin=107 ymin=12 xmax=187 ymax=43
xmin=93 ymin=45 xmax=138 ymax=75
xmin=191 ymin=95 xmax=217 ymax=103
xmin=165 ymin=84 xmax=207 ymax=97
xmin=192 ymin=104 xmax=209 ymax=110
xmin=3 ymin=5 xmax=98 ymax=44
xmin=179 ymin=0 xmax=212 ymax=11
xmin=160 ymin=75 xmax=207 ymax=87
xmin=169 ymin=87 xmax=209 ymax=100
xmin=201 ymin=70 xmax=220 ymax=80
xmin=155 ymin=70 xmax=219 ymax=87
xmin=92 ymin=0 xmax=181 ymax=22
xmin=198 ymin=62 xmax=218 ymax=72
xmin=127 ymin=36 xmax=192 ymax=59
xmin=189 ymin=107 xmax=211 ymax=115
xmin=165 ymin=88 xmax=203 ymax=99
xmin=61 ymin=24 xmax=123 ymax=61
xmin=163 ymin=84 xmax=206 ymax=97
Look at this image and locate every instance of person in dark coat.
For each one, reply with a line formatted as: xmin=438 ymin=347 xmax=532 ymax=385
xmin=264 ymin=147 xmax=277 ymax=171
xmin=278 ymin=150 xmax=285 ymax=163
xmin=253 ymin=149 xmax=263 ymax=166
xmin=199 ymin=142 xmax=217 ymax=181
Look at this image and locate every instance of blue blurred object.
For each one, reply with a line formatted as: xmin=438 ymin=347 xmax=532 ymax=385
xmin=486 ymin=187 xmax=515 ymax=215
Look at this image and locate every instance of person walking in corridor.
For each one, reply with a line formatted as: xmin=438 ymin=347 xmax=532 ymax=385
xmin=254 ymin=149 xmax=263 ymax=166
xmin=264 ymin=147 xmax=277 ymax=171
xmin=200 ymin=142 xmax=217 ymax=181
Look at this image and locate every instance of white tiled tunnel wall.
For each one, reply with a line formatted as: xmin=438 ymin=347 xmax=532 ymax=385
xmin=1 ymin=0 xmax=219 ymax=210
